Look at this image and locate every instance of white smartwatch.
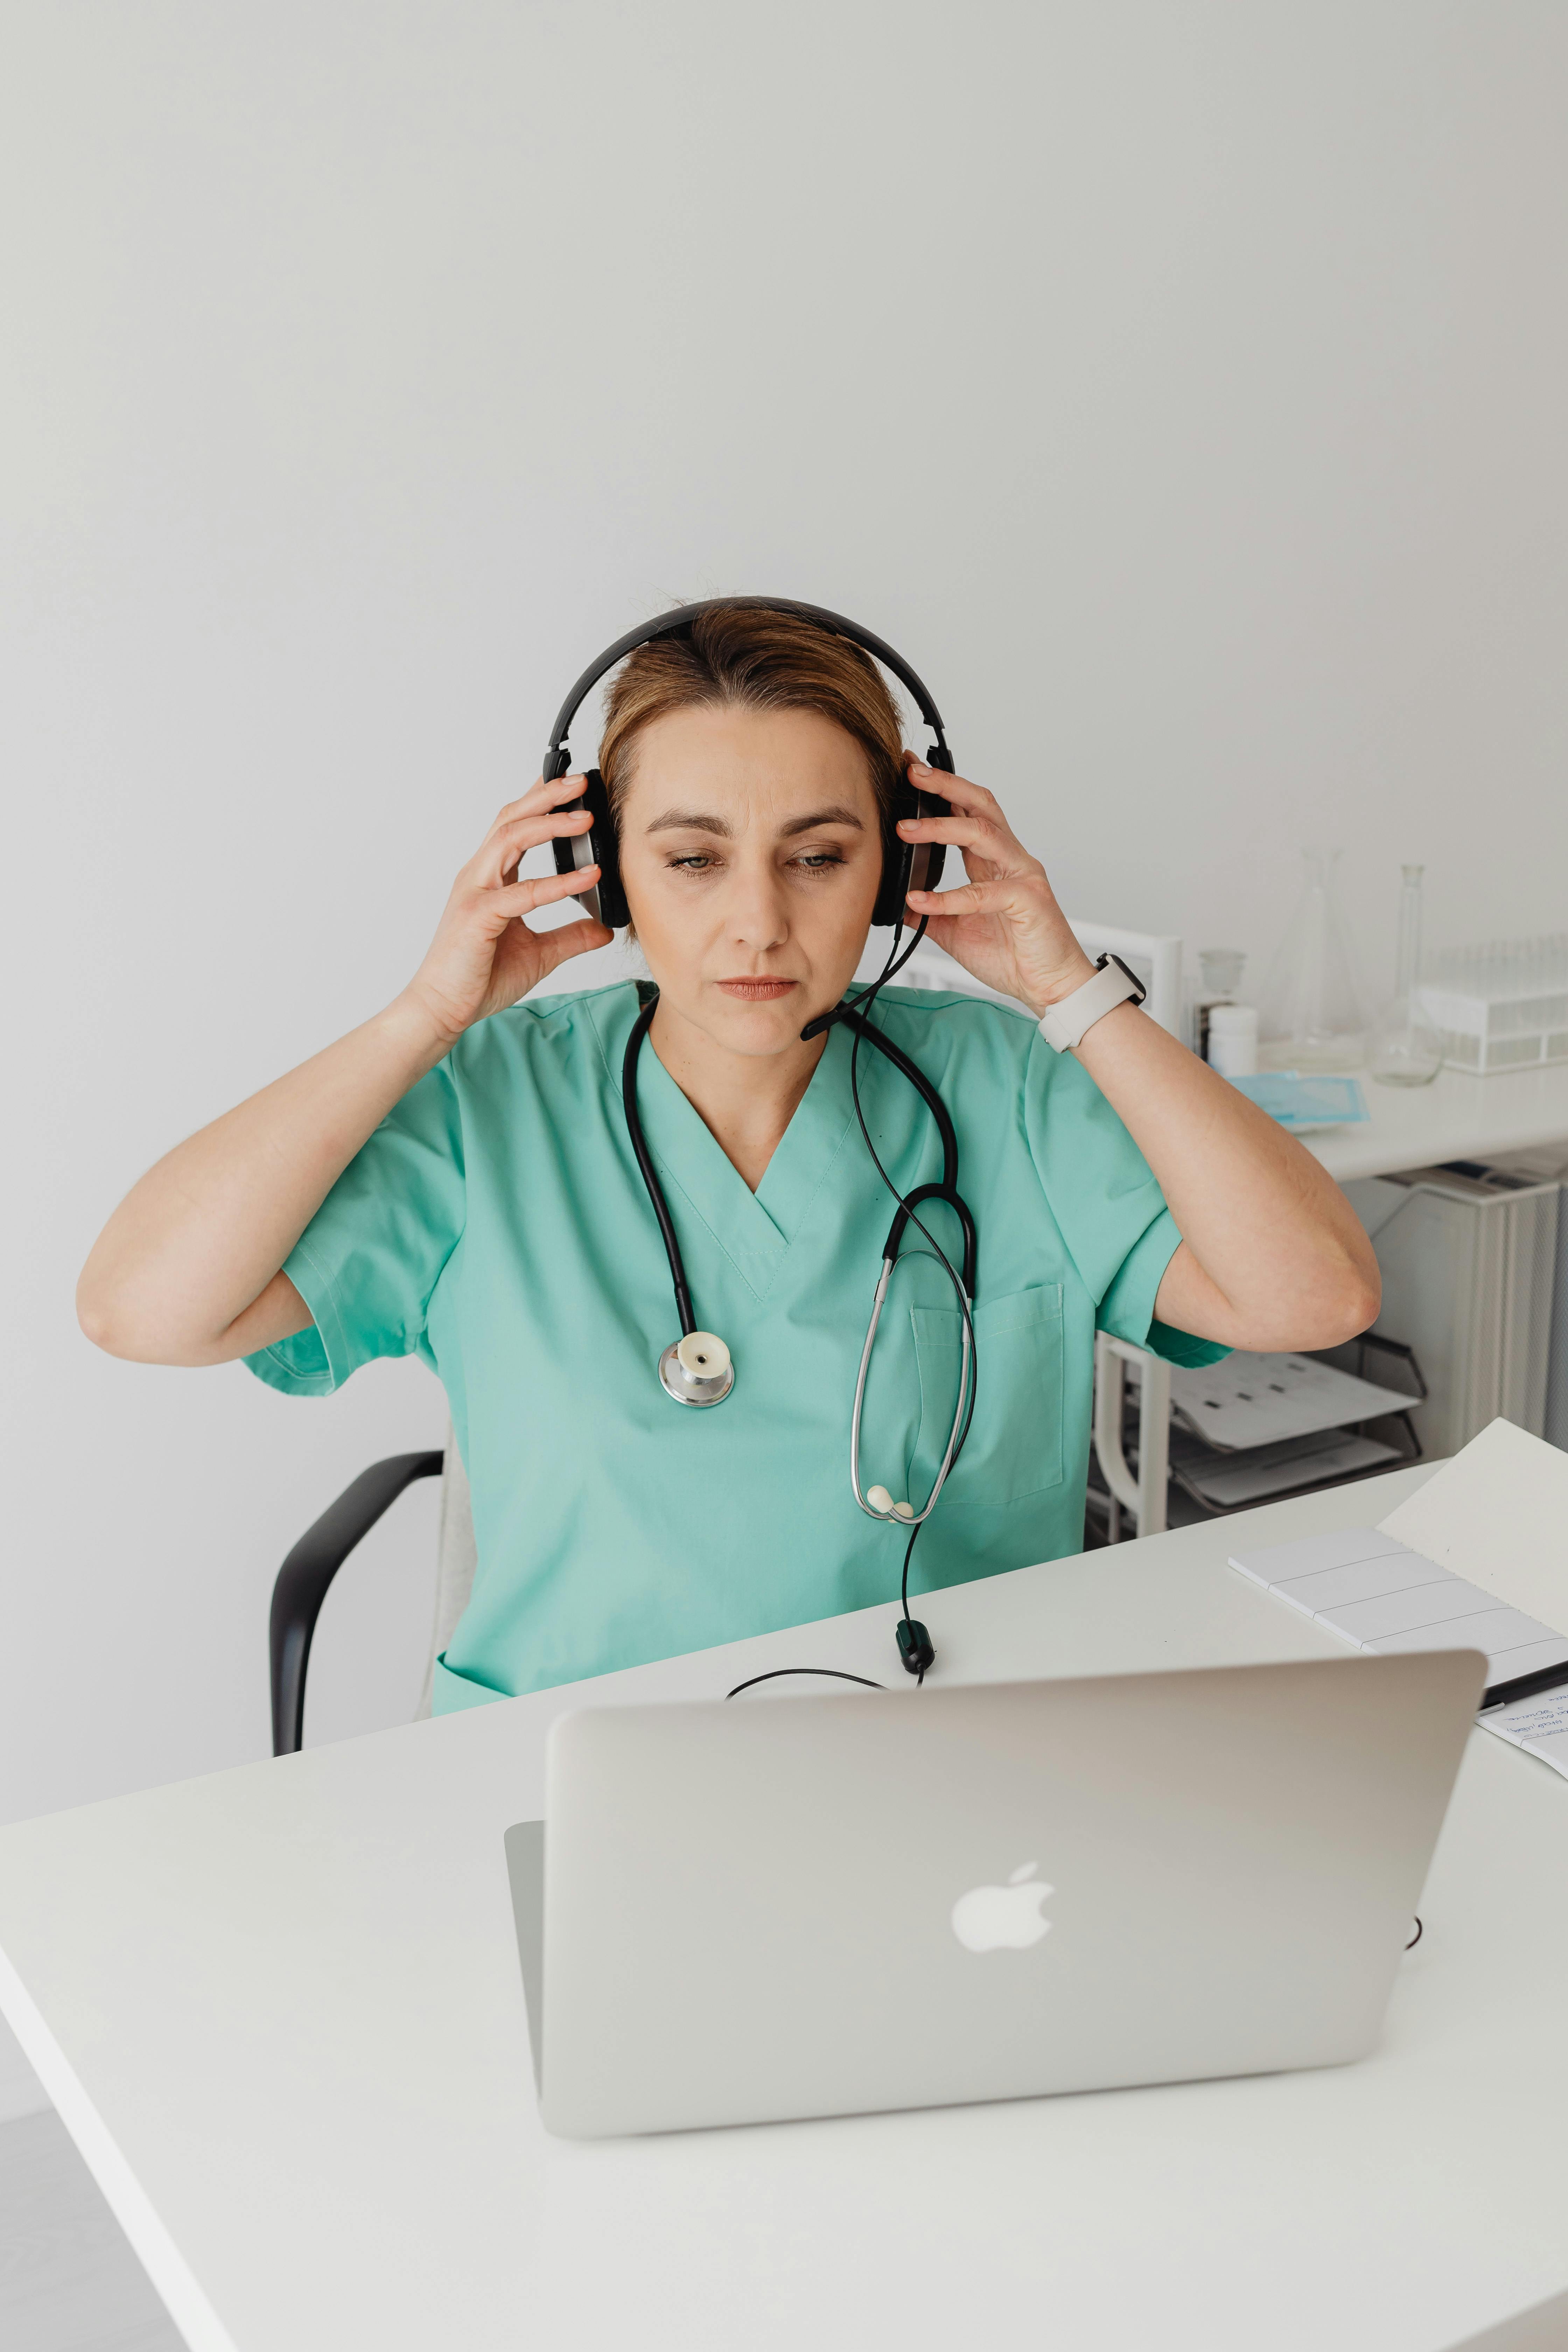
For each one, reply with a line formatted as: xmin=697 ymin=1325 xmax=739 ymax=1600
xmin=1038 ymin=953 xmax=1147 ymax=1052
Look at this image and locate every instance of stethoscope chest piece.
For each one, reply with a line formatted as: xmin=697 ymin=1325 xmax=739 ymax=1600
xmin=658 ymin=1329 xmax=735 ymax=1408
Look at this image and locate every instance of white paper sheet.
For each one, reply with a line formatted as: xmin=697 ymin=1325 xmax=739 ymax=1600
xmin=1378 ymin=1419 xmax=1568 ymax=1630
xmin=1170 ymin=1351 xmax=1412 ymax=1450
xmin=1227 ymin=1528 xmax=1568 ymax=1690
xmin=1477 ymin=1688 xmax=1568 ymax=1782
xmin=1228 ymin=1423 xmax=1568 ymax=1784
xmin=1176 ymin=1430 xmax=1401 ymax=1509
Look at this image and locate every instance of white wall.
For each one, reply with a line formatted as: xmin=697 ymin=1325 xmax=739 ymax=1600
xmin=3 ymin=0 xmax=1566 ymax=1870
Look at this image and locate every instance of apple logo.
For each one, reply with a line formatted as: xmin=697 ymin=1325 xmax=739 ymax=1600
xmin=951 ymin=1862 xmax=1054 ymax=1953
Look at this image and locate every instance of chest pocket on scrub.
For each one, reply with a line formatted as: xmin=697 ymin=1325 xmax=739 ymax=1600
xmin=907 ymin=1283 xmax=1064 ymax=1508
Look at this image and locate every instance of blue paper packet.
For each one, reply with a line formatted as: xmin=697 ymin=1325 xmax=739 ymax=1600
xmin=1227 ymin=1072 xmax=1369 ymax=1129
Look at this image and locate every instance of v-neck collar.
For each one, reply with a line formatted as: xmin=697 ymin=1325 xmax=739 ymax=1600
xmin=588 ymin=986 xmax=860 ymax=1303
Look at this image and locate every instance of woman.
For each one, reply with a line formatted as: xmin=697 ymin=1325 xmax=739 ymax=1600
xmin=78 ymin=603 xmax=1378 ymax=1710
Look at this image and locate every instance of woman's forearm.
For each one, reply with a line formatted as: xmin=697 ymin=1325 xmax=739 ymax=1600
xmin=1072 ymin=1003 xmax=1380 ymax=1350
xmin=77 ymin=994 xmax=450 ymax=1365
xmin=894 ymin=767 xmax=1379 ymax=1353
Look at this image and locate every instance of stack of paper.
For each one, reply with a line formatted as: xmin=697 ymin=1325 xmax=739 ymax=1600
xmin=1228 ymin=1527 xmax=1568 ymax=1689
xmin=1171 ymin=1351 xmax=1413 ymax=1452
xmin=1228 ymin=1420 xmax=1568 ymax=1784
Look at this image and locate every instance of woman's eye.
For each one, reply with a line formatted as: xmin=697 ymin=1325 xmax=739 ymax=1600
xmin=668 ymin=853 xmax=715 ymax=872
xmin=793 ymin=851 xmax=844 ymax=871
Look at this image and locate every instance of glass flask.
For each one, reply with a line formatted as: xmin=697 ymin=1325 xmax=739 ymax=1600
xmin=1368 ymin=864 xmax=1443 ymax=1087
xmin=1259 ymin=847 xmax=1367 ymax=1072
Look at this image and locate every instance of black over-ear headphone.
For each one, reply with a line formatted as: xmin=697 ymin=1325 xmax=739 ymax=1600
xmin=545 ymin=597 xmax=954 ymax=932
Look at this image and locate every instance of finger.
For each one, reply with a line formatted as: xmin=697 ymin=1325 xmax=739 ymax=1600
xmin=897 ymin=810 xmax=1023 ymax=863
xmin=483 ymin=786 xmax=551 ymax=839
xmin=483 ymin=771 xmax=590 ymax=844
xmin=474 ymin=806 xmax=595 ymax=883
xmin=907 ymin=766 xmax=1006 ymax=832
xmin=916 ymin=909 xmax=962 ymax=953
xmin=905 ymin=877 xmax=1031 ymax=917
xmin=488 ymin=866 xmax=600 ymax=917
xmin=535 ymin=916 xmax=615 ymax=975
xmin=907 ymin=762 xmax=993 ymax=810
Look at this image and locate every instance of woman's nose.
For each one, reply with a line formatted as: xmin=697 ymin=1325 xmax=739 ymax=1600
xmin=727 ymin=861 xmax=789 ymax=950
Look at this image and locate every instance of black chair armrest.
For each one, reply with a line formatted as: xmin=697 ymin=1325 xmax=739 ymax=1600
xmin=270 ymin=1451 xmax=444 ymax=1756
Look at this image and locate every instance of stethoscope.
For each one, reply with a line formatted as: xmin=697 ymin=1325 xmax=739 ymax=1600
xmin=621 ymin=975 xmax=979 ymax=1536
xmin=545 ymin=595 xmax=981 ymax=1679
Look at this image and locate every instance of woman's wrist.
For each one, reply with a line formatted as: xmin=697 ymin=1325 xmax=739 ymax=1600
xmin=379 ymin=988 xmax=469 ymax=1069
xmin=1022 ymin=948 xmax=1098 ymax=1020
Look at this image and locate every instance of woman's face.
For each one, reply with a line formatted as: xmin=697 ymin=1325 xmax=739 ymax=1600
xmin=615 ymin=702 xmax=885 ymax=1058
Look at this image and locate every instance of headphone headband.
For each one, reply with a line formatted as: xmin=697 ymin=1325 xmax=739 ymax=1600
xmin=542 ymin=596 xmax=951 ymax=777
xmin=547 ymin=596 xmax=954 ymax=931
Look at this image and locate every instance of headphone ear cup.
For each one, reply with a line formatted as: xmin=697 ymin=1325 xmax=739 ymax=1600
xmin=582 ymin=769 xmax=629 ymax=929
xmin=873 ymin=778 xmax=948 ymax=926
xmin=551 ymin=767 xmax=629 ymax=929
xmin=909 ymin=820 xmax=947 ymax=900
xmin=872 ymin=777 xmax=915 ymax=927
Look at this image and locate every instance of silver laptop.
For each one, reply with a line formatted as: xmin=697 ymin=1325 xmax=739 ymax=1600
xmin=505 ymin=1650 xmax=1482 ymax=2138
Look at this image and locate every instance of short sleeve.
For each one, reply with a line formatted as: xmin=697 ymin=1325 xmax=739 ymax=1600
xmin=1023 ymin=1034 xmax=1228 ymax=1370
xmin=244 ymin=1059 xmax=465 ymax=1398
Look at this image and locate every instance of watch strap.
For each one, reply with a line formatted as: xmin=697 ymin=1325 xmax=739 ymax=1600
xmin=1038 ymin=953 xmax=1146 ymax=1052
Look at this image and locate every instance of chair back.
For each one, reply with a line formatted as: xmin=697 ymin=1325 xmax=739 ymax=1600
xmin=414 ymin=1430 xmax=478 ymax=1720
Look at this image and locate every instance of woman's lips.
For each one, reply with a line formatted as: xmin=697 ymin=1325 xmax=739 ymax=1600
xmin=715 ymin=978 xmax=800 ymax=1001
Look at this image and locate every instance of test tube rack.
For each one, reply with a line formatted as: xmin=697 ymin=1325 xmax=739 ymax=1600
xmin=1419 ymin=934 xmax=1568 ymax=1076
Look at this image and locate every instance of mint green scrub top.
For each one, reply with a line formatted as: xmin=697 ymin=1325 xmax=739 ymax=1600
xmin=246 ymin=983 xmax=1225 ymax=1713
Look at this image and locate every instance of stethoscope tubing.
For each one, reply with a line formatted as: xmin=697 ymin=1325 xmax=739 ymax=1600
xmin=841 ymin=992 xmax=980 ymax=1475
xmin=850 ymin=1256 xmax=973 ymax=1525
xmin=621 ymin=994 xmax=697 ymax=1338
xmin=622 ymin=971 xmax=979 ymax=1524
xmin=835 ymin=1007 xmax=962 ymax=1218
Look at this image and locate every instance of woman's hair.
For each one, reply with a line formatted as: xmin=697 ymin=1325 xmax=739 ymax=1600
xmin=597 ymin=602 xmax=904 ymax=833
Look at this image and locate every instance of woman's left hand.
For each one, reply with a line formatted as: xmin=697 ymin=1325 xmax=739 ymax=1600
xmin=898 ymin=756 xmax=1381 ymax=1355
xmin=898 ymin=757 xmax=1096 ymax=1016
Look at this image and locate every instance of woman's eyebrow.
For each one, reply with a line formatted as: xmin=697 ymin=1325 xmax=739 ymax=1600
xmin=778 ymin=805 xmax=865 ymax=836
xmin=644 ymin=804 xmax=866 ymax=838
xmin=645 ymin=808 xmax=734 ymax=837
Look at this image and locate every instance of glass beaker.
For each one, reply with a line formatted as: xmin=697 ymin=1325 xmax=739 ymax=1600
xmin=1259 ymin=848 xmax=1367 ymax=1072
xmin=1368 ymin=864 xmax=1443 ymax=1087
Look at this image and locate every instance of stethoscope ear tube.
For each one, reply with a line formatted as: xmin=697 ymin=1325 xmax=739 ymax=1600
xmin=838 ymin=987 xmax=979 ymax=1544
xmin=882 ymin=1181 xmax=976 ymax=1301
xmin=850 ymin=1253 xmax=973 ymax=1527
xmin=622 ymin=995 xmax=699 ymax=1342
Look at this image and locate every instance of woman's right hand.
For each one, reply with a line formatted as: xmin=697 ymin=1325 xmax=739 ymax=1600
xmin=399 ymin=773 xmax=614 ymax=1049
xmin=77 ymin=772 xmax=614 ymax=1367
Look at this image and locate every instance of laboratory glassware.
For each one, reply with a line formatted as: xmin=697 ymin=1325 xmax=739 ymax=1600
xmin=1422 ymin=932 xmax=1568 ymax=1073
xmin=1368 ymin=865 xmax=1442 ymax=1088
xmin=1259 ymin=848 xmax=1367 ymax=1072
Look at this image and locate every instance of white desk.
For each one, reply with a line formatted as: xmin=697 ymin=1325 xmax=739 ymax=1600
xmin=1305 ymin=1059 xmax=1568 ymax=1182
xmin=2 ymin=1466 xmax=1566 ymax=2352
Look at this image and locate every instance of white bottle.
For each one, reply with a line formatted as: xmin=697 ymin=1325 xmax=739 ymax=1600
xmin=1206 ymin=1003 xmax=1259 ymax=1078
